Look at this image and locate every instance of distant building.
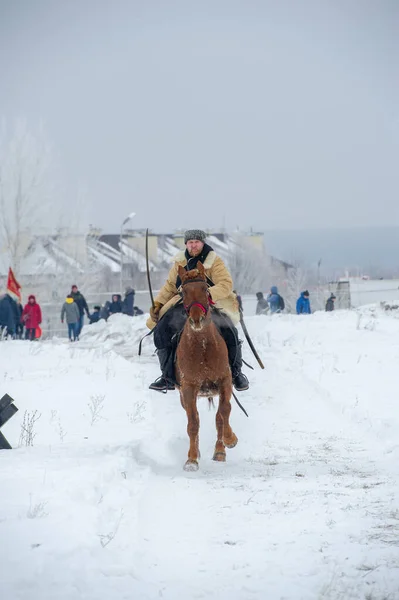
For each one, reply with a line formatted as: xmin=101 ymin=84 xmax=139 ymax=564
xmin=328 ymin=277 xmax=399 ymax=309
xmin=0 ymin=229 xmax=291 ymax=300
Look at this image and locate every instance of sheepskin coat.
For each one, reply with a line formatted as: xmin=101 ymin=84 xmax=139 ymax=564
xmin=146 ymin=250 xmax=239 ymax=329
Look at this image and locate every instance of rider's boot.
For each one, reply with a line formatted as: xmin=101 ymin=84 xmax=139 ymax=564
xmin=149 ymin=348 xmax=175 ymax=392
xmin=228 ymin=341 xmax=249 ymax=392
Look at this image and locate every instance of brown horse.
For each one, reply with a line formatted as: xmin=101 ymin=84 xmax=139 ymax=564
xmin=176 ymin=262 xmax=238 ymax=471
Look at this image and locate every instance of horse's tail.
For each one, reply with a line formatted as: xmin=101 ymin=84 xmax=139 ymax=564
xmin=208 ymin=397 xmax=215 ymax=410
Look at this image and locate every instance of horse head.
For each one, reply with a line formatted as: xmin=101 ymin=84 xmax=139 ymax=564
xmin=178 ymin=262 xmax=212 ymax=331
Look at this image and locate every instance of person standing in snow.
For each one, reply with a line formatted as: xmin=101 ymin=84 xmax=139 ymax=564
xmin=61 ymin=295 xmax=80 ymax=341
xmin=108 ymin=294 xmax=123 ymax=316
xmin=122 ymin=286 xmax=135 ymax=316
xmin=70 ymin=285 xmax=90 ymax=337
xmin=21 ymin=295 xmax=42 ymax=340
xmin=296 ymin=290 xmax=311 ymax=314
xmin=255 ymin=292 xmax=269 ymax=315
xmin=267 ymin=286 xmax=285 ymax=314
xmin=0 ymin=293 xmax=19 ymax=339
xmin=325 ymin=293 xmax=336 ymax=311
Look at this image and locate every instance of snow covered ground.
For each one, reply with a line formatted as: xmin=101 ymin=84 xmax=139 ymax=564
xmin=1 ymin=309 xmax=398 ymax=600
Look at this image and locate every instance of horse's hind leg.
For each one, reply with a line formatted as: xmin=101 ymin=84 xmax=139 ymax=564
xmin=182 ymin=387 xmax=200 ymax=471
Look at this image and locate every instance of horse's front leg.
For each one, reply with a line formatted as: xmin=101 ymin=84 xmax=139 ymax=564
xmin=213 ymin=406 xmax=226 ymax=461
xmin=180 ymin=391 xmax=200 ymax=456
xmin=182 ymin=386 xmax=200 ymax=471
xmin=213 ymin=378 xmax=238 ymax=462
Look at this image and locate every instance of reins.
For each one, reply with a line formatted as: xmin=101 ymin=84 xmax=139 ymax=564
xmin=138 ymin=298 xmax=184 ymax=356
xmin=232 ymin=391 xmax=249 ymax=417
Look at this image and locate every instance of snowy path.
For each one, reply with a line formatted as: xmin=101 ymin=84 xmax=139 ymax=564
xmin=133 ymin=347 xmax=399 ymax=599
xmin=1 ymin=312 xmax=398 ymax=599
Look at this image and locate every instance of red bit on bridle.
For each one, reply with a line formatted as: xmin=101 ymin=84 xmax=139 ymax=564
xmin=184 ymin=301 xmax=208 ymax=315
xmin=183 ymin=294 xmax=215 ymax=316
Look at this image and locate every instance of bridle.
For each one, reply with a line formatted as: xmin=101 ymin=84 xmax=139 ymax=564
xmin=181 ymin=278 xmax=215 ymax=316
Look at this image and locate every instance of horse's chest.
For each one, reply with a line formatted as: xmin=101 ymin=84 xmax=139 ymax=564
xmin=190 ymin=348 xmax=219 ymax=376
xmin=179 ymin=339 xmax=213 ymax=364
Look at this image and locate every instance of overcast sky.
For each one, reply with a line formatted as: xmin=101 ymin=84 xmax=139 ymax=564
xmin=1 ymin=0 xmax=398 ymax=234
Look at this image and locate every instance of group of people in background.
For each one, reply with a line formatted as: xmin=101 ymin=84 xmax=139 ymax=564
xmin=256 ymin=287 xmax=285 ymax=315
xmin=61 ymin=284 xmax=89 ymax=341
xmin=98 ymin=287 xmax=144 ymax=321
xmin=1 ymin=281 xmax=338 ymax=341
xmin=0 ymin=283 xmax=144 ymax=341
xmin=60 ymin=285 xmax=144 ymax=341
xmin=256 ymin=287 xmax=286 ymax=315
xmin=0 ymin=293 xmax=42 ymax=340
xmin=255 ymin=288 xmax=337 ymax=316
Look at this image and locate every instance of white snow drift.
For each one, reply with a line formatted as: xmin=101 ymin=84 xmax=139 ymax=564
xmin=0 ymin=308 xmax=398 ymax=599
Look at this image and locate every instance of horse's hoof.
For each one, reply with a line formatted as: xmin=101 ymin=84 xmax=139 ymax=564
xmin=213 ymin=451 xmax=226 ymax=462
xmin=224 ymin=434 xmax=238 ymax=449
xmin=184 ymin=460 xmax=199 ymax=472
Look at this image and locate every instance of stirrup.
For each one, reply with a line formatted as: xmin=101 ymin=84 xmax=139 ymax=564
xmin=233 ymin=373 xmax=249 ymax=392
xmin=149 ymin=376 xmax=175 ymax=392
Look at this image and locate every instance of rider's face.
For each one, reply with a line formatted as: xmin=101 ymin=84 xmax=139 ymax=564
xmin=186 ymin=240 xmax=204 ymax=256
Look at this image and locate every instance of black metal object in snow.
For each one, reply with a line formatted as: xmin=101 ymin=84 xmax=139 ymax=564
xmin=0 ymin=394 xmax=18 ymax=449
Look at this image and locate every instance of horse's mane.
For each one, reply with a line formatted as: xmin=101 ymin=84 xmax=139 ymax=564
xmin=181 ymin=268 xmax=206 ymax=283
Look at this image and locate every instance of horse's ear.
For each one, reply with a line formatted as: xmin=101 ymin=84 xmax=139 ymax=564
xmin=178 ymin=265 xmax=186 ymax=281
xmin=197 ymin=261 xmax=205 ymax=279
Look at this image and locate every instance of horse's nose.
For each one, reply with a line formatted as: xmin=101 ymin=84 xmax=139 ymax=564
xmin=189 ymin=316 xmax=203 ymax=330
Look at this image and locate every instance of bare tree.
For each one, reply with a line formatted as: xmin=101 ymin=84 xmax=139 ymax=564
xmin=228 ymin=235 xmax=271 ymax=294
xmin=0 ymin=119 xmax=52 ymax=273
xmin=45 ymin=185 xmax=91 ymax=300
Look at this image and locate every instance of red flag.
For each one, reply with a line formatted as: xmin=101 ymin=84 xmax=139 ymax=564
xmin=7 ymin=267 xmax=22 ymax=302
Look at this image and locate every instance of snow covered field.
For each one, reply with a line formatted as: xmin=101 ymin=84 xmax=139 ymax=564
xmin=1 ymin=309 xmax=398 ymax=600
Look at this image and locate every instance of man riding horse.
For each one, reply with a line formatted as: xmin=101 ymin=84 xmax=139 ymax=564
xmin=146 ymin=229 xmax=249 ymax=393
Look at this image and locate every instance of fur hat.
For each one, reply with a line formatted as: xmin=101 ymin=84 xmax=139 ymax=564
xmin=184 ymin=229 xmax=206 ymax=244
